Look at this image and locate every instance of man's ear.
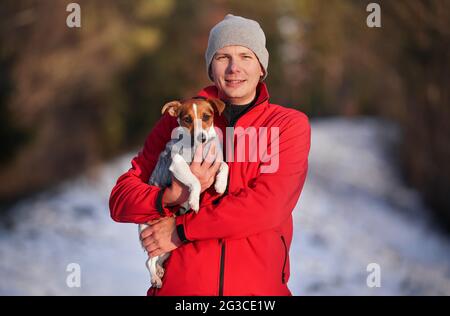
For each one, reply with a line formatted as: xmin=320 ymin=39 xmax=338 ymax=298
xmin=161 ymin=101 xmax=182 ymax=117
xmin=207 ymin=98 xmax=226 ymax=116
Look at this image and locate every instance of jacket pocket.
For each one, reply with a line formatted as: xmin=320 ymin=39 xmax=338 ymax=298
xmin=280 ymin=235 xmax=288 ymax=284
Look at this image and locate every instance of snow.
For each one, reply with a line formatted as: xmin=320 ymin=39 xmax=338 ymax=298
xmin=0 ymin=117 xmax=449 ymax=295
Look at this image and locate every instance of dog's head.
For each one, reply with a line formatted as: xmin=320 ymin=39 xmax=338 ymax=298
xmin=162 ymin=97 xmax=225 ymax=144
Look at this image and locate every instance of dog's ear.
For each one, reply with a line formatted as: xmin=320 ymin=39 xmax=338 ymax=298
xmin=162 ymin=101 xmax=182 ymax=117
xmin=207 ymin=98 xmax=226 ymax=116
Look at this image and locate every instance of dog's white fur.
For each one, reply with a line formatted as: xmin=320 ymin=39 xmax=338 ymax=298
xmin=139 ymin=103 xmax=228 ymax=288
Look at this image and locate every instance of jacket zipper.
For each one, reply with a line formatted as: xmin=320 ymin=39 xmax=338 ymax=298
xmin=218 ymin=240 xmax=226 ymax=296
xmin=281 ymin=235 xmax=288 ymax=284
xmin=216 ymin=94 xmax=268 ymax=296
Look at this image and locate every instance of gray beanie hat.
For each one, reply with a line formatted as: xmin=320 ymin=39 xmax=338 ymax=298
xmin=205 ymin=14 xmax=269 ymax=81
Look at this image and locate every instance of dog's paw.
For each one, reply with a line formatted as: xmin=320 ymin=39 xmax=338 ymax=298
xmin=156 ymin=265 xmax=165 ymax=278
xmin=151 ymin=274 xmax=162 ymax=288
xmin=188 ymin=198 xmax=200 ymax=212
xmin=214 ymin=178 xmax=227 ymax=194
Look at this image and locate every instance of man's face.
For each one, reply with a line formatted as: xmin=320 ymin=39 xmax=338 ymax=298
xmin=210 ymin=45 xmax=264 ymax=105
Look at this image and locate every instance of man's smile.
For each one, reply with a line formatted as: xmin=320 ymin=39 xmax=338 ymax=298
xmin=225 ymin=79 xmax=246 ymax=87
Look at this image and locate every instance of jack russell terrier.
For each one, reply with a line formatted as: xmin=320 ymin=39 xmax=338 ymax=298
xmin=139 ymin=97 xmax=229 ymax=288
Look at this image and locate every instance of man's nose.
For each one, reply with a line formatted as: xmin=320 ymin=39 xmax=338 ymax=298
xmin=227 ymin=59 xmax=241 ymax=73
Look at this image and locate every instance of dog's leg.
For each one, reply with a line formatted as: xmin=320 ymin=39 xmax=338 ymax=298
xmin=214 ymin=162 xmax=229 ymax=194
xmin=139 ymin=223 xmax=163 ymax=287
xmin=149 ymin=256 xmax=162 ymax=288
xmin=155 ymin=252 xmax=171 ymax=279
xmin=169 ymin=154 xmax=201 ymax=212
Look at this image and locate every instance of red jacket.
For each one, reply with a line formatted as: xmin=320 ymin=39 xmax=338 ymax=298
xmin=109 ymin=83 xmax=311 ymax=296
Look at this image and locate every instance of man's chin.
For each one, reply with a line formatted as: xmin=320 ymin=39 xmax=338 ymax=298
xmin=222 ymin=87 xmax=245 ymax=99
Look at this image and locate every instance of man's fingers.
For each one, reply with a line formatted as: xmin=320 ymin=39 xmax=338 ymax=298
xmin=144 ymin=237 xmax=159 ymax=251
xmin=202 ymin=143 xmax=217 ymax=167
xmin=141 ymin=218 xmax=162 ymax=239
xmin=193 ymin=143 xmax=204 ymax=164
xmin=209 ymin=142 xmax=216 ymax=155
xmin=210 ymin=160 xmax=221 ymax=174
xmin=140 ymin=227 xmax=154 ymax=240
xmin=146 ymin=244 xmax=159 ymax=254
xmin=142 ymin=237 xmax=157 ymax=248
xmin=148 ymin=249 xmax=163 ymax=258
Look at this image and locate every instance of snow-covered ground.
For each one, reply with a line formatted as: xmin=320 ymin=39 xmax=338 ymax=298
xmin=0 ymin=117 xmax=449 ymax=295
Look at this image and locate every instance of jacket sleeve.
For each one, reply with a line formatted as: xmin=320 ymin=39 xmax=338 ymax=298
xmin=109 ymin=113 xmax=178 ymax=224
xmin=176 ymin=112 xmax=311 ymax=241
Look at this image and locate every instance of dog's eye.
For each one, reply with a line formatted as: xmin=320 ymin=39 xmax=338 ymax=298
xmin=183 ymin=116 xmax=192 ymax=124
xmin=202 ymin=114 xmax=211 ymax=122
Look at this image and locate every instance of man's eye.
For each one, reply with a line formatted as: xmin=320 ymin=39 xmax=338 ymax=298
xmin=183 ymin=117 xmax=192 ymax=124
xmin=243 ymin=55 xmax=253 ymax=59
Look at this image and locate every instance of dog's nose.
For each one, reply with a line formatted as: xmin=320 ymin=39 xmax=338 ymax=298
xmin=197 ymin=133 xmax=207 ymax=143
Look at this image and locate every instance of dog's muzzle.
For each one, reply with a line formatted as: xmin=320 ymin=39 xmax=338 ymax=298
xmin=196 ymin=132 xmax=208 ymax=143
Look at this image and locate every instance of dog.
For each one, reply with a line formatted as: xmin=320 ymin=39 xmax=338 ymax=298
xmin=139 ymin=97 xmax=229 ymax=288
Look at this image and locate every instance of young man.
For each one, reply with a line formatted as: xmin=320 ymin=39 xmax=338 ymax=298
xmin=109 ymin=14 xmax=311 ymax=296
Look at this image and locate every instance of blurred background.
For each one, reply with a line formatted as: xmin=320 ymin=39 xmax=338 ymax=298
xmin=0 ymin=0 xmax=449 ymax=295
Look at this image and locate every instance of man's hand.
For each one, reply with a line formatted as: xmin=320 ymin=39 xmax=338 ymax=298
xmin=191 ymin=142 xmax=222 ymax=193
xmin=140 ymin=216 xmax=182 ymax=258
xmin=162 ymin=143 xmax=222 ymax=207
